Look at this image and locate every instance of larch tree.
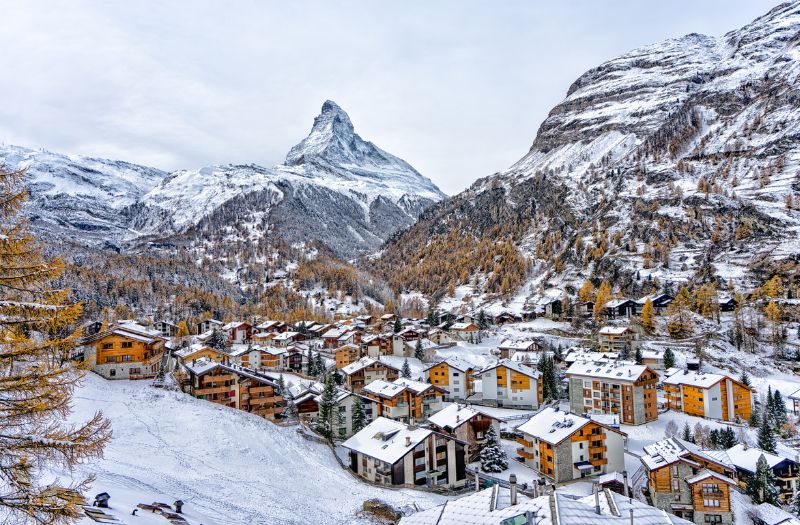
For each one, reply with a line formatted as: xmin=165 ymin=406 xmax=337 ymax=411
xmin=641 ymin=298 xmax=655 ymax=333
xmin=176 ymin=320 xmax=189 ymax=337
xmin=578 ymin=280 xmax=595 ymax=303
xmin=0 ymin=167 xmax=112 ymax=524
xmin=666 ymin=287 xmax=694 ymax=338
xmin=593 ymin=282 xmax=612 ymax=320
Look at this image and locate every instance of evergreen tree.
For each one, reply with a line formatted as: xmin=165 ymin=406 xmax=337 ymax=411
xmin=414 ymin=338 xmax=424 ymax=361
xmin=314 ymin=353 xmax=325 ymax=377
xmin=393 ymin=316 xmax=402 ymax=333
xmin=746 ymin=454 xmax=780 ymax=505
xmin=479 ymin=426 xmax=508 ymax=473
xmin=663 ymin=347 xmax=675 ymax=369
xmin=298 ymin=320 xmax=308 ymax=336
xmin=739 ymin=370 xmax=751 ymax=388
xmin=477 ymin=309 xmax=489 ymax=329
xmin=316 ymin=374 xmax=341 ymax=441
xmin=401 ymin=358 xmax=412 ymax=379
xmin=681 ymin=422 xmax=693 ymax=442
xmin=749 ymin=405 xmax=761 ymax=428
xmin=634 ymin=347 xmax=643 ymax=364
xmin=708 ymin=429 xmax=720 ymax=450
xmin=305 ymin=348 xmax=314 ymax=375
xmin=332 ymin=367 xmax=343 ymax=386
xmin=537 ymin=355 xmax=558 ymax=400
xmin=426 ymin=308 xmax=439 ymax=327
xmin=276 ymin=373 xmax=286 ymax=396
xmin=209 ymin=328 xmax=228 ymax=351
xmin=772 ymin=389 xmax=788 ymax=429
xmin=0 ymin=166 xmax=112 ymax=523
xmin=757 ymin=411 xmax=777 ymax=453
xmin=791 ymin=490 xmax=800 ymax=518
xmin=351 ymin=395 xmax=366 ymax=435
xmin=719 ymin=426 xmax=737 ymax=449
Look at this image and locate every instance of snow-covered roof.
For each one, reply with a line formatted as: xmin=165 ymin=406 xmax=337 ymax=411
xmin=789 ymin=388 xmax=800 ymax=401
xmin=498 ymin=339 xmax=538 ymax=351
xmin=563 ymin=350 xmax=619 ymax=364
xmin=479 ymin=359 xmax=540 ymax=379
xmin=662 ymin=370 xmax=736 ymax=389
xmin=755 ymin=503 xmax=800 ymax=525
xmin=685 ymin=468 xmax=736 ymax=486
xmin=598 ymin=326 xmax=631 ymax=335
xmin=604 ymin=299 xmax=633 ymax=308
xmin=174 ymin=342 xmax=215 ymax=358
xmin=181 ymin=357 xmax=222 ymax=376
xmin=273 ymin=331 xmax=300 ymax=341
xmin=222 ymin=321 xmax=248 ymax=330
xmin=322 ymin=328 xmax=347 ymax=338
xmin=641 ymin=438 xmax=732 ymax=472
xmin=363 ymin=379 xmax=405 ymax=398
xmin=450 ymin=322 xmax=477 ymax=330
xmin=725 ymin=444 xmax=799 ymax=473
xmin=341 ymin=357 xmax=400 ymax=375
xmin=423 ymin=356 xmax=475 ymax=373
xmin=394 ymin=377 xmax=437 ymax=395
xmin=427 ymin=404 xmax=494 ymax=430
xmin=566 ymin=360 xmax=652 ymax=382
xmin=517 ymin=407 xmax=594 ymax=445
xmin=342 ymin=417 xmax=433 ymax=465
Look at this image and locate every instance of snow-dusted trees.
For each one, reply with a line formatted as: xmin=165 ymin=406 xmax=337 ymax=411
xmin=414 ymin=338 xmax=424 ymax=361
xmin=401 ymin=359 xmax=412 ymax=379
xmin=316 ymin=375 xmax=342 ymax=442
xmin=479 ymin=426 xmax=507 ymax=473
xmin=746 ymin=454 xmax=779 ymax=505
xmin=666 ymin=287 xmax=694 ymax=338
xmin=208 ymin=328 xmax=228 ymax=351
xmin=757 ymin=411 xmax=777 ymax=453
xmin=0 ymin=166 xmax=112 ymax=524
xmin=663 ymin=347 xmax=675 ymax=369
xmin=351 ymin=396 xmax=366 ymax=435
xmin=537 ymin=355 xmax=558 ymax=401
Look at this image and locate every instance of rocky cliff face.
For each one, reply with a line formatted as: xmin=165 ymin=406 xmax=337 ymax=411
xmin=378 ymin=2 xmax=800 ymax=304
xmin=0 ymin=101 xmax=444 ymax=259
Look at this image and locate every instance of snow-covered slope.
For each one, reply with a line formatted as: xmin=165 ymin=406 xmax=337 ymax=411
xmin=0 ymin=144 xmax=165 ymax=245
xmin=68 ymin=374 xmax=444 ymax=525
xmin=379 ymin=1 xmax=800 ymax=304
xmin=131 ymin=101 xmax=444 ymax=257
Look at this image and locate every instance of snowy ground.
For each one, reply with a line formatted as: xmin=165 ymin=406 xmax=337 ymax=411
xmin=67 ymin=374 xmax=447 ymax=525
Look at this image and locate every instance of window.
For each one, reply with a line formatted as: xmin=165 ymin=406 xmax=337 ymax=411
xmin=130 ymin=368 xmax=141 ymax=375
xmin=701 ymin=483 xmax=720 ymax=494
xmin=704 ymin=516 xmax=722 ymax=524
xmin=102 ymin=343 xmax=114 ymax=350
xmin=109 ymin=369 xmax=116 ymax=377
xmin=106 ymin=356 xmax=118 ymax=363
xmin=122 ymin=355 xmax=133 ymax=362
xmin=703 ymin=499 xmax=720 ymax=508
xmin=121 ymin=341 xmax=133 ymax=349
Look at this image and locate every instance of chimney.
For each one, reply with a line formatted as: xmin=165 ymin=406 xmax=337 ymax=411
xmin=509 ymin=474 xmax=518 ymax=506
xmin=475 ymin=471 xmax=480 ymax=492
xmin=593 ymin=482 xmax=601 ymax=515
xmin=405 ymin=436 xmax=411 ymax=447
xmin=629 ymin=508 xmax=634 ymax=525
xmin=623 ymin=470 xmax=630 ymax=499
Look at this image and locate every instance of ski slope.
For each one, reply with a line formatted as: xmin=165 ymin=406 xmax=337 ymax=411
xmin=68 ymin=373 xmax=446 ymax=525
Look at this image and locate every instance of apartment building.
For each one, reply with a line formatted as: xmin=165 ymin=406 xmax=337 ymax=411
xmin=662 ymin=370 xmax=754 ymax=422
xmin=566 ymin=360 xmax=659 ymax=425
xmin=362 ymin=378 xmax=445 ymax=423
xmin=423 ymin=356 xmax=476 ymax=401
xmin=477 ymin=359 xmax=541 ymax=409
xmin=78 ymin=321 xmax=166 ymax=380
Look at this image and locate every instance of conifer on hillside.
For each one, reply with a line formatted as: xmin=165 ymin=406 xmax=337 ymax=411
xmin=0 ymin=166 xmax=112 ymax=523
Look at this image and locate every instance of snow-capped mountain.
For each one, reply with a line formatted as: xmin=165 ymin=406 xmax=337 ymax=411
xmin=0 ymin=101 xmax=444 ymax=258
xmin=377 ymin=2 xmax=800 ymax=303
xmin=0 ymin=144 xmax=165 ymax=245
xmin=129 ymin=100 xmax=444 ymax=257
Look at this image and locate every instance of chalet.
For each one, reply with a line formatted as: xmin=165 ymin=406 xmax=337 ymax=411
xmin=399 ymin=483 xmax=693 ymax=525
xmin=179 ymin=359 xmax=284 ymax=420
xmin=341 ymin=357 xmax=401 ymax=392
xmin=336 ymin=328 xmax=362 ymax=347
xmin=537 ymin=297 xmax=563 ymax=319
xmin=335 ymin=343 xmax=361 ymax=368
xmin=663 ymin=370 xmax=754 ymax=422
xmin=196 ymin=318 xmax=223 ymax=335
xmin=576 ymin=300 xmax=594 ymax=318
xmin=273 ymin=331 xmax=305 ymax=347
xmin=515 ymin=407 xmax=627 ymax=482
xmin=427 ymin=404 xmax=501 ymax=461
xmin=342 ymin=417 xmax=466 ymax=488
xmin=229 ymin=345 xmax=287 ymax=370
xmin=356 ymin=314 xmax=374 ymax=325
xmin=80 ymin=320 xmax=104 ymax=338
xmin=380 ymin=313 xmax=398 ymax=324
xmin=424 ymin=357 xmax=476 ymax=401
xmin=255 ymin=320 xmax=288 ymax=334
xmin=251 ymin=331 xmax=275 ymax=344
xmin=78 ymin=321 xmax=166 ymax=380
xmin=322 ymin=327 xmax=349 ymax=349
xmin=566 ymin=360 xmax=659 ymax=425
xmin=313 ymin=389 xmax=375 ymax=439
xmin=426 ymin=328 xmax=453 ymax=345
xmin=641 ymin=437 xmax=737 ymax=525
xmin=402 ymin=338 xmax=440 ymax=361
xmin=449 ymin=322 xmax=480 ymax=340
xmin=498 ymin=339 xmax=543 ymax=359
xmin=173 ymin=343 xmax=229 ymax=366
xmin=222 ymin=321 xmax=252 ymax=344
xmin=154 ymin=320 xmax=178 ymax=338
xmin=603 ymin=299 xmax=637 ymax=319
xmin=362 ymin=378 xmax=445 ymax=423
xmin=362 ymin=334 xmax=393 ymax=357
xmin=477 ymin=359 xmax=541 ymax=409
xmin=634 ymin=293 xmax=673 ymax=315
xmin=718 ymin=296 xmax=738 ymax=312
xmin=562 ymin=349 xmax=619 ymax=367
xmin=640 ymin=348 xmax=665 ymax=369
xmin=397 ymin=327 xmax=422 ymax=342
xmin=290 ymin=380 xmax=325 ymax=419
xmin=286 ymin=346 xmax=305 ymax=372
xmin=493 ymin=312 xmax=518 ymax=325
xmin=724 ymin=444 xmax=800 ymax=504
xmin=597 ymin=325 xmax=640 ymax=353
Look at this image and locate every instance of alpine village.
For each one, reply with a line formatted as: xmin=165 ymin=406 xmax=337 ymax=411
xmin=5 ymin=3 xmax=800 ymax=525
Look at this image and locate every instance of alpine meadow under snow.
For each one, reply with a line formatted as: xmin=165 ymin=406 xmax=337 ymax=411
xmin=5 ymin=3 xmax=800 ymax=525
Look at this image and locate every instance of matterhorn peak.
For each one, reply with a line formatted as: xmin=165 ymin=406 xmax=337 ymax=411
xmin=285 ymin=100 xmax=358 ymax=165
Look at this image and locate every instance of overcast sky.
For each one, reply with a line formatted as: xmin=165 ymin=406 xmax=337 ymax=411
xmin=0 ymin=1 xmax=776 ymax=194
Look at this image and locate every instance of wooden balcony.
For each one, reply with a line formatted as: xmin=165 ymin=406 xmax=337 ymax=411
xmin=202 ymin=374 xmax=235 ymax=383
xmin=589 ymin=445 xmax=607 ymax=454
xmin=517 ymin=448 xmax=534 ymax=460
xmin=249 ymin=386 xmax=275 ymax=395
xmin=516 ymin=436 xmax=534 ymax=447
xmin=248 ymin=396 xmax=283 ymax=405
xmin=195 ymin=385 xmax=233 ymax=395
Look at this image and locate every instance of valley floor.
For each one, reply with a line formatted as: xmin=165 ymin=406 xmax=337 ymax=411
xmin=68 ymin=374 xmax=447 ymax=525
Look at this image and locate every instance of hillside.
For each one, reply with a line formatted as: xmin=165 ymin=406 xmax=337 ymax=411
xmin=374 ymin=2 xmax=800 ymax=308
xmin=67 ymin=374 xmax=445 ymax=525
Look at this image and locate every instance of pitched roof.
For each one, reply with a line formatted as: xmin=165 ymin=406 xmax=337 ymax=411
xmin=566 ymin=360 xmax=653 ymax=382
xmin=342 ymin=417 xmax=434 ymax=465
xmin=479 ymin=359 xmax=540 ymax=379
xmin=725 ymin=443 xmax=800 ymax=473
xmin=598 ymin=326 xmax=631 ymax=335
xmin=498 ymin=339 xmax=539 ymax=351
xmin=341 ymin=356 xmax=401 ymax=375
xmin=662 ymin=370 xmax=742 ymax=389
xmin=516 ymin=407 xmax=624 ymax=446
xmin=427 ymin=404 xmax=496 ymax=430
xmin=423 ymin=356 xmax=476 ymax=373
xmin=640 ymin=438 xmax=732 ymax=472
xmin=685 ymin=468 xmax=736 ymax=486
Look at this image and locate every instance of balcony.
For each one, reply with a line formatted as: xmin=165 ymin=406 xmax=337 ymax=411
xmin=516 ymin=436 xmax=534 ymax=447
xmin=195 ymin=385 xmax=234 ymax=395
xmin=517 ymin=448 xmax=534 ymax=460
